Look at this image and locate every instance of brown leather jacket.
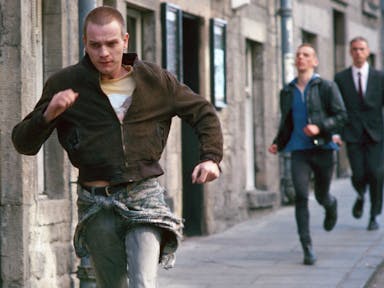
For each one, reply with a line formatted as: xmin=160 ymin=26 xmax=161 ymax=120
xmin=12 ymin=53 xmax=223 ymax=185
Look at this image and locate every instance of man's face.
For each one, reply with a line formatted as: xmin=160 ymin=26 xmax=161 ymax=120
xmin=295 ymin=46 xmax=318 ymax=73
xmin=350 ymin=40 xmax=370 ymax=68
xmin=84 ymin=20 xmax=128 ymax=80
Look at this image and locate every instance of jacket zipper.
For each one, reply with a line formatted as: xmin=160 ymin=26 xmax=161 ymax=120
xmin=98 ymin=84 xmax=130 ymax=169
xmin=120 ymin=123 xmax=129 ymax=168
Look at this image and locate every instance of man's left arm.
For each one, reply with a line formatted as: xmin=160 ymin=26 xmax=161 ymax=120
xmin=168 ymin=71 xmax=223 ymax=181
xmin=191 ymin=160 xmax=221 ymax=184
xmin=321 ymin=80 xmax=348 ymax=134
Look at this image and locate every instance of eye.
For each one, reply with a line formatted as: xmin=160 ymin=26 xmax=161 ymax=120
xmin=90 ymin=43 xmax=100 ymax=48
xmin=107 ymin=41 xmax=118 ymax=47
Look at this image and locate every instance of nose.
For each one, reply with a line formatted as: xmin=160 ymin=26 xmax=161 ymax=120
xmin=99 ymin=45 xmax=109 ymax=57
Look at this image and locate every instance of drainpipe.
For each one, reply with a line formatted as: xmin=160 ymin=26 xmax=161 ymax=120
xmin=279 ymin=0 xmax=294 ymax=86
xmin=278 ymin=0 xmax=295 ymax=204
xmin=77 ymin=3 xmax=98 ymax=287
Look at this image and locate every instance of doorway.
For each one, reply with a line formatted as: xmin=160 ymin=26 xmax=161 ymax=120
xmin=181 ymin=14 xmax=203 ymax=236
xmin=333 ymin=10 xmax=349 ymax=178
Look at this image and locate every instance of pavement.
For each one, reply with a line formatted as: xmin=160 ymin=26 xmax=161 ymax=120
xmin=366 ymin=260 xmax=384 ymax=288
xmin=158 ymin=178 xmax=384 ymax=288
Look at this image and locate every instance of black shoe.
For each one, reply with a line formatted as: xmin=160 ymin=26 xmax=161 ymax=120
xmin=302 ymin=244 xmax=317 ymax=265
xmin=367 ymin=217 xmax=379 ymax=231
xmin=352 ymin=197 xmax=364 ymax=219
xmin=324 ymin=199 xmax=337 ymax=231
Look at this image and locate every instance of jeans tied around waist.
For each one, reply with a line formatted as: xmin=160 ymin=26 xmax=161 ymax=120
xmin=74 ymin=178 xmax=184 ymax=269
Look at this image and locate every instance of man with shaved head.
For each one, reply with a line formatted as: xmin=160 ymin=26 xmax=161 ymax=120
xmin=269 ymin=44 xmax=347 ymax=265
xmin=335 ymin=36 xmax=384 ymax=231
xmin=12 ymin=6 xmax=223 ymax=288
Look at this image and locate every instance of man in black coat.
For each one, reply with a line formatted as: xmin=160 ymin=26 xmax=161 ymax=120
xmin=269 ymin=44 xmax=347 ymax=265
xmin=335 ymin=36 xmax=384 ymax=231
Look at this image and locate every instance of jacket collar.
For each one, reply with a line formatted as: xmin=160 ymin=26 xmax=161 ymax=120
xmin=81 ymin=52 xmax=139 ymax=74
xmin=288 ymin=73 xmax=321 ymax=89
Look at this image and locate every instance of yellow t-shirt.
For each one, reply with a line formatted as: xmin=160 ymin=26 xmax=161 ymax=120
xmin=100 ymin=65 xmax=136 ymax=121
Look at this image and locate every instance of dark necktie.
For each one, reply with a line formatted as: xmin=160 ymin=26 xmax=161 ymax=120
xmin=357 ymin=72 xmax=364 ymax=101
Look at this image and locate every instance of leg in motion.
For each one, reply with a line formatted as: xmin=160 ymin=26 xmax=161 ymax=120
xmin=291 ymin=151 xmax=316 ymax=265
xmin=126 ymin=225 xmax=162 ymax=288
xmin=346 ymin=143 xmax=367 ymax=219
xmin=366 ymin=141 xmax=384 ymax=230
xmin=312 ymin=150 xmax=338 ymax=232
xmin=85 ymin=209 xmax=129 ymax=288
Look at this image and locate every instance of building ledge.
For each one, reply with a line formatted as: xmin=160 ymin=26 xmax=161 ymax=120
xmin=246 ymin=190 xmax=278 ymax=209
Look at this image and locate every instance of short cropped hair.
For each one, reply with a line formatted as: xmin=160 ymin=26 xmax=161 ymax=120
xmin=83 ymin=6 xmax=126 ymax=38
xmin=297 ymin=43 xmax=317 ymax=57
xmin=349 ymin=36 xmax=369 ymax=47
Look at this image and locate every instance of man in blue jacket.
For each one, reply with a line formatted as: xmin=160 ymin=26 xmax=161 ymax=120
xmin=269 ymin=44 xmax=347 ymax=265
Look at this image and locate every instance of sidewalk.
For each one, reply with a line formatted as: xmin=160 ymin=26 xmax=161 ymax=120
xmin=158 ymin=178 xmax=384 ymax=288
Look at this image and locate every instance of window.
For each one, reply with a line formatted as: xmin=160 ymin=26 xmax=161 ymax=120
xmin=161 ymin=3 xmax=183 ymax=80
xmin=41 ymin=0 xmax=66 ymax=198
xmin=127 ymin=8 xmax=143 ymax=58
xmin=245 ymin=41 xmax=255 ymax=191
xmin=33 ymin=0 xmax=45 ymax=195
xmin=301 ymin=30 xmax=317 ymax=49
xmin=333 ymin=10 xmax=346 ymax=73
xmin=245 ymin=40 xmax=266 ymax=191
xmin=210 ymin=18 xmax=227 ymax=109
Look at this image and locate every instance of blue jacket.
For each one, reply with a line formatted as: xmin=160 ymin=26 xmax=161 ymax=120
xmin=273 ymin=77 xmax=347 ymax=151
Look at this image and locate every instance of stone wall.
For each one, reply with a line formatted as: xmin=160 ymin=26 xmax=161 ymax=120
xmin=0 ymin=0 xmax=381 ymax=286
xmin=1 ymin=0 xmax=79 ymax=287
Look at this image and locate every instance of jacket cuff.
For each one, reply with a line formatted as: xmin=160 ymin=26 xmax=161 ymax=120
xmin=199 ymin=155 xmax=222 ymax=172
xmin=33 ymin=110 xmax=57 ymax=130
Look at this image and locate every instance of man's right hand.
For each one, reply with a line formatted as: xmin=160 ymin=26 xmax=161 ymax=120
xmin=268 ymin=144 xmax=278 ymax=155
xmin=43 ymin=89 xmax=79 ymax=123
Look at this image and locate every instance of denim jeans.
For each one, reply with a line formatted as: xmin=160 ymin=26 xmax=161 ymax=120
xmin=84 ymin=208 xmax=162 ymax=288
xmin=291 ymin=149 xmax=336 ymax=244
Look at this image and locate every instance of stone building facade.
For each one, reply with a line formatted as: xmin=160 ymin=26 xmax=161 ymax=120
xmin=292 ymin=0 xmax=383 ymax=179
xmin=0 ymin=0 xmax=381 ymax=287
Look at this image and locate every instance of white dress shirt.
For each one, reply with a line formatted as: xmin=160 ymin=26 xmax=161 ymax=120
xmin=351 ymin=62 xmax=369 ymax=97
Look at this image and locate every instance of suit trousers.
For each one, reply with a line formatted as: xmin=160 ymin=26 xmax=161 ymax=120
xmin=346 ymin=140 xmax=384 ymax=217
xmin=291 ymin=149 xmax=336 ymax=244
xmin=84 ymin=208 xmax=162 ymax=288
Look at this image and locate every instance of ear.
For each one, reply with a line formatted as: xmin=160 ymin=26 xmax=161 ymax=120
xmin=313 ymin=57 xmax=319 ymax=67
xmin=124 ymin=33 xmax=129 ymax=50
xmin=83 ymin=35 xmax=87 ymax=53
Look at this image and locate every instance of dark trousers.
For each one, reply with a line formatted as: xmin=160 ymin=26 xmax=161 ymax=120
xmin=291 ymin=149 xmax=336 ymax=244
xmin=346 ymin=140 xmax=384 ymax=217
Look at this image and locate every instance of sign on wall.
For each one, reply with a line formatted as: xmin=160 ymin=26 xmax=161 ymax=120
xmin=161 ymin=3 xmax=183 ymax=80
xmin=210 ymin=18 xmax=227 ymax=109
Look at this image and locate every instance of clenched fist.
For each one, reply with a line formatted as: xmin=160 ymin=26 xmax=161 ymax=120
xmin=44 ymin=89 xmax=79 ymax=122
xmin=191 ymin=160 xmax=220 ymax=184
xmin=303 ymin=124 xmax=320 ymax=137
